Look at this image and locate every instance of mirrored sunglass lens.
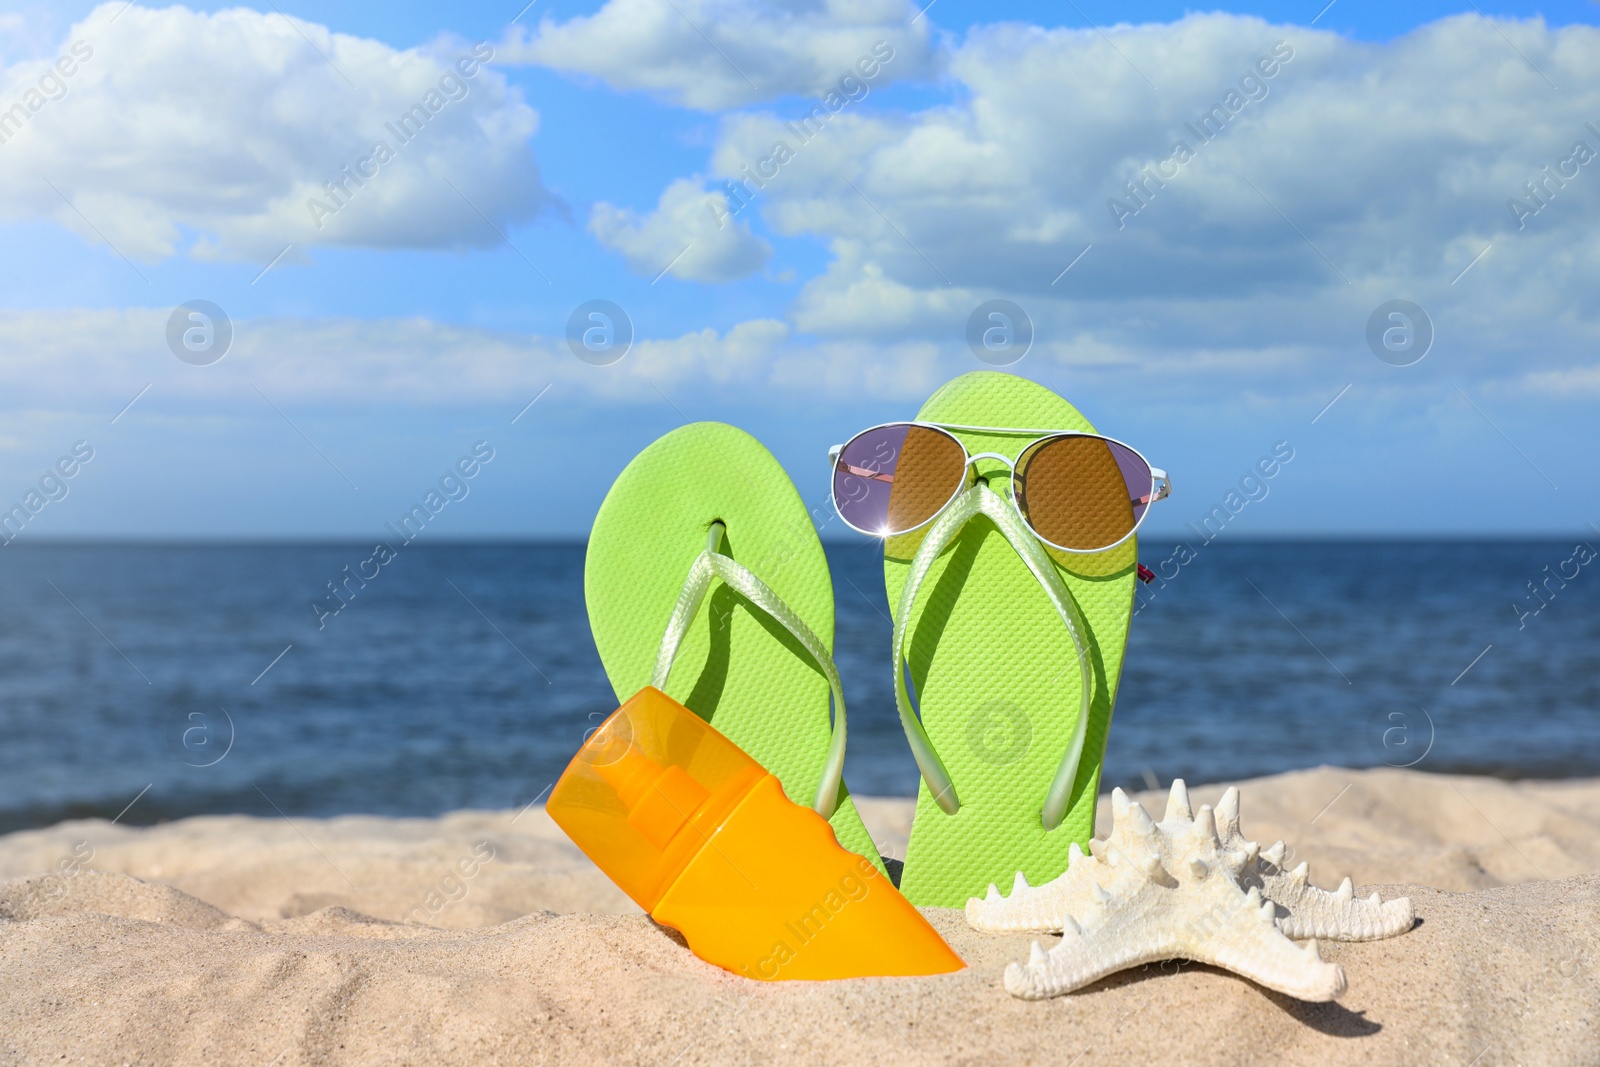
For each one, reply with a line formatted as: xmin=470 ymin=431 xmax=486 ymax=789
xmin=1016 ymin=435 xmax=1151 ymax=550
xmin=1110 ymin=440 xmax=1156 ymax=527
xmin=833 ymin=425 xmax=966 ymax=535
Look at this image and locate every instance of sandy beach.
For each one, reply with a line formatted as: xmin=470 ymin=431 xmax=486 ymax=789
xmin=3 ymin=765 xmax=1597 ymax=1065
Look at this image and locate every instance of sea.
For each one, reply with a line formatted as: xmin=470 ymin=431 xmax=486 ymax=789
xmin=0 ymin=540 xmax=1596 ymax=833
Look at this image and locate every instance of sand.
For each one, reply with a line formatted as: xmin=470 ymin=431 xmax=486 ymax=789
xmin=2 ymin=766 xmax=1597 ymax=1065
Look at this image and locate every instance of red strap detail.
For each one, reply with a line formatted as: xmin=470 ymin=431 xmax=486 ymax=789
xmin=1137 ymin=563 xmax=1155 ymax=584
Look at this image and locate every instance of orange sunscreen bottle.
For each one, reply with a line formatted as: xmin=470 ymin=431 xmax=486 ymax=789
xmin=547 ymin=686 xmax=965 ymax=981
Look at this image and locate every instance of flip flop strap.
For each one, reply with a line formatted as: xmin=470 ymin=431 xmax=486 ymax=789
xmin=891 ymin=481 xmax=1095 ymax=830
xmin=652 ymin=547 xmax=847 ymax=820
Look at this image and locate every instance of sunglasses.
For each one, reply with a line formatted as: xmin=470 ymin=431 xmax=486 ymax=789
xmin=828 ymin=422 xmax=1170 ymax=553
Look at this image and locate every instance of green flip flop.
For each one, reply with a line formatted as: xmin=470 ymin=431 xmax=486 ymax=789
xmin=585 ymin=421 xmax=883 ymax=871
xmin=886 ymin=372 xmax=1139 ymax=905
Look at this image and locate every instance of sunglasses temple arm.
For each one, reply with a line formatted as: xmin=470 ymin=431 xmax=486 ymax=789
xmin=826 ymin=445 xmax=898 ymax=485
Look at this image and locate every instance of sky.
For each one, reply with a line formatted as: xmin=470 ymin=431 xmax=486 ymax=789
xmin=0 ymin=0 xmax=1597 ymax=542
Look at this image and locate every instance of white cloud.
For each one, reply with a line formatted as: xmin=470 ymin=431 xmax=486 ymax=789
xmin=0 ymin=3 xmax=552 ymax=260
xmin=658 ymin=13 xmax=1600 ymax=390
xmin=5 ymin=10 xmax=1599 ymax=411
xmin=0 ymin=307 xmax=952 ymax=412
xmin=497 ymin=0 xmax=933 ymax=110
xmin=590 ymin=177 xmax=771 ymax=281
xmin=630 ymin=318 xmax=789 ymax=382
xmin=1520 ymin=365 xmax=1600 ymax=396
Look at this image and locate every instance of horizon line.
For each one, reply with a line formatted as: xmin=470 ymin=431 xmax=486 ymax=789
xmin=0 ymin=532 xmax=1595 ymax=548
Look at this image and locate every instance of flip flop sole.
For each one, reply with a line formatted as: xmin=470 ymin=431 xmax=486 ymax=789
xmin=888 ymin=373 xmax=1136 ymax=905
xmin=585 ymin=422 xmax=881 ymax=868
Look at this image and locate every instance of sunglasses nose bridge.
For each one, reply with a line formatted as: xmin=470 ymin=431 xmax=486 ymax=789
xmin=963 ymin=451 xmax=1017 ymax=487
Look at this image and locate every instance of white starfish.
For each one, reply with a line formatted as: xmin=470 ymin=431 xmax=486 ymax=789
xmin=965 ymin=781 xmax=1415 ymax=1001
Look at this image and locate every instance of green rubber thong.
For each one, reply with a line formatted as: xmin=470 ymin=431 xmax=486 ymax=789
xmin=892 ymin=482 xmax=1094 ymax=831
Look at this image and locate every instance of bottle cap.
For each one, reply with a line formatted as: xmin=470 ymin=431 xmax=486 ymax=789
xmin=548 ymin=686 xmax=767 ymax=912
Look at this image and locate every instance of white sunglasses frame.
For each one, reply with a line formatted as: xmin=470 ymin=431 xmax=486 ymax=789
xmin=828 ymin=420 xmax=1170 ymax=554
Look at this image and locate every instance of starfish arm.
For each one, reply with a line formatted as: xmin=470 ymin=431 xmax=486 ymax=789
xmin=1192 ymin=909 xmax=1348 ymax=1002
xmin=1003 ymin=926 xmax=1178 ymax=999
xmin=966 ymin=846 xmax=1100 ymax=934
xmin=1257 ymin=866 xmax=1416 ymax=942
xmin=1214 ymin=785 xmax=1416 ymax=942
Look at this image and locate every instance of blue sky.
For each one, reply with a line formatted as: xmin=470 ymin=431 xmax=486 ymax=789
xmin=0 ymin=0 xmax=1596 ymax=542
